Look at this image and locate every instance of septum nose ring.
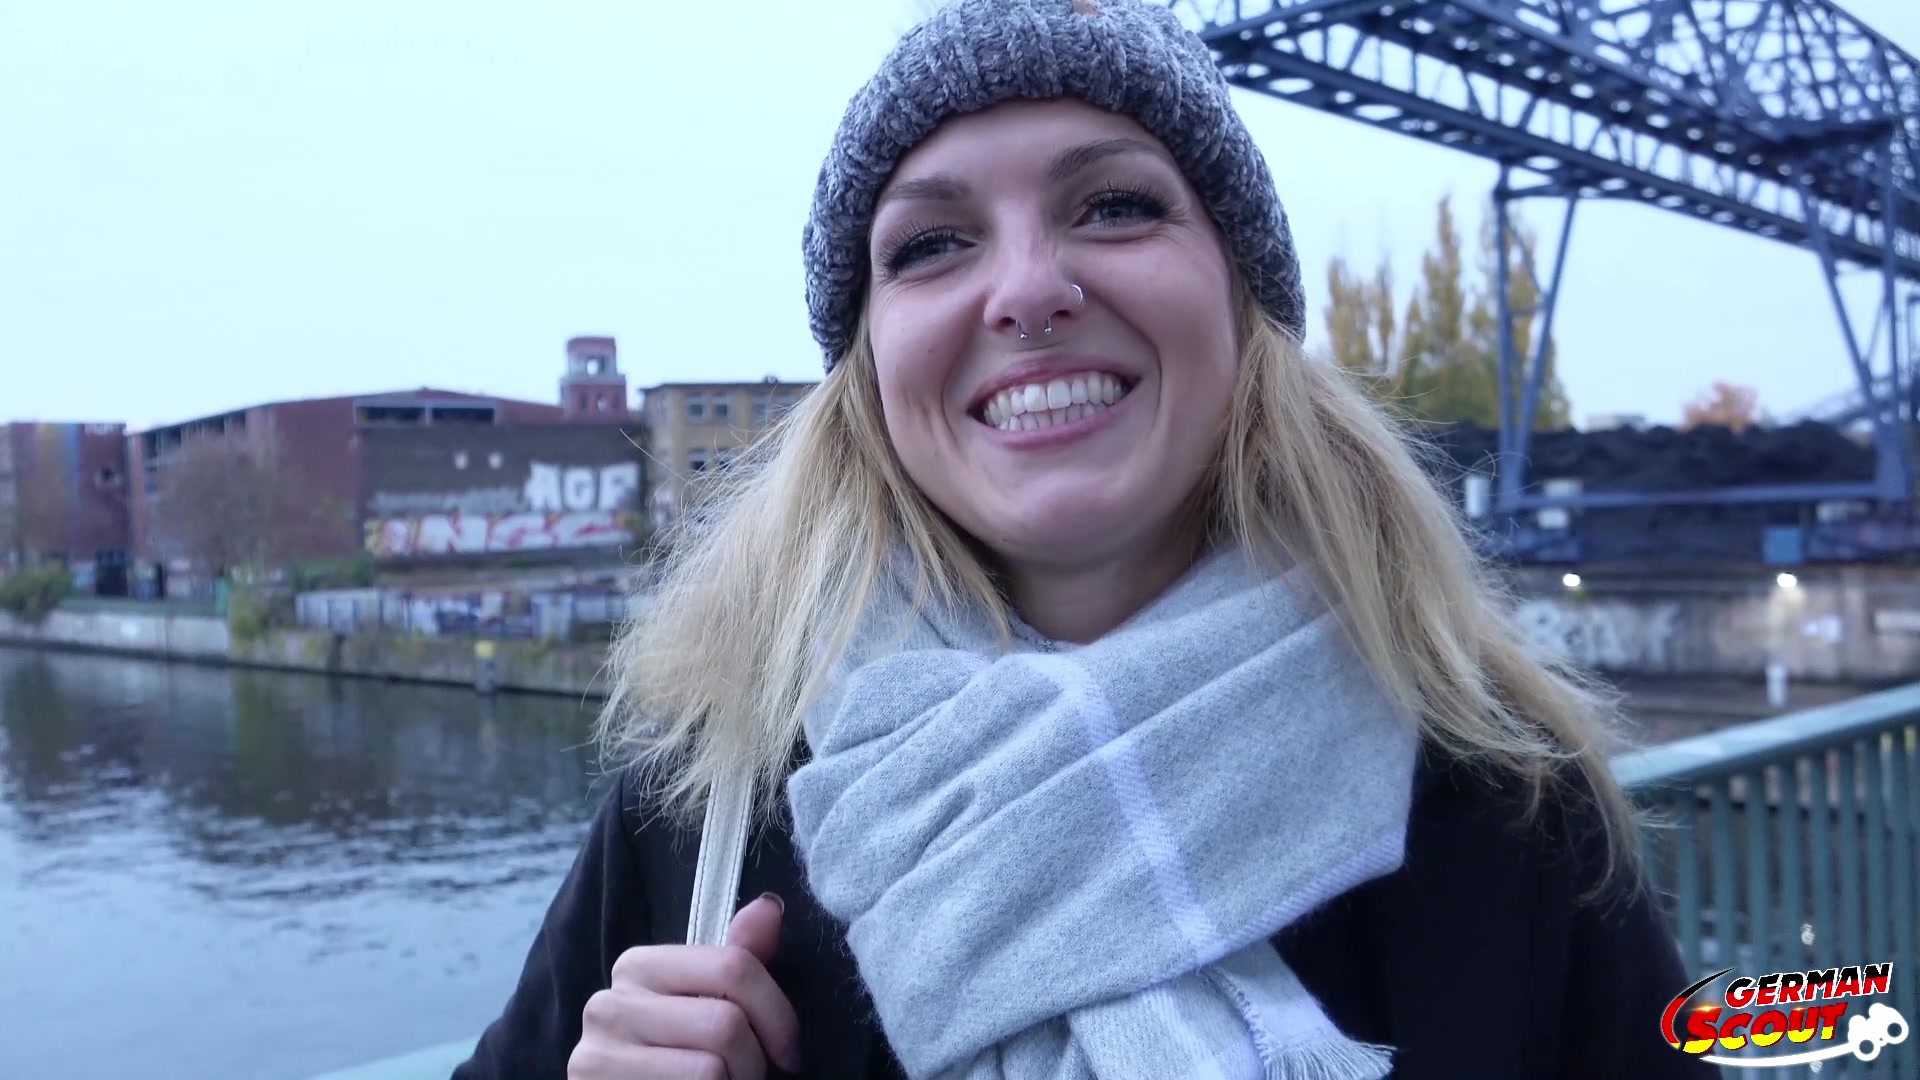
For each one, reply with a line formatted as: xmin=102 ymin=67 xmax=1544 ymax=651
xmin=1017 ymin=284 xmax=1086 ymax=341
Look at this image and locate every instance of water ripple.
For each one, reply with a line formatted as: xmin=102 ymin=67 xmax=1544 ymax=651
xmin=0 ymin=646 xmax=608 ymax=1080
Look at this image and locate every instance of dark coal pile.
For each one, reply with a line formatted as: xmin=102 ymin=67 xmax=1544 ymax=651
xmin=1414 ymin=421 xmax=1875 ymax=498
xmin=1406 ymin=422 xmax=1885 ymax=561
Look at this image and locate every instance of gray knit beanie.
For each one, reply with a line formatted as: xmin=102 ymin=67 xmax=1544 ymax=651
xmin=802 ymin=0 xmax=1305 ymax=373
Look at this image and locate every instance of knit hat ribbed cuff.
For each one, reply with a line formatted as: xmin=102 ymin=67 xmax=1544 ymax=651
xmin=801 ymin=0 xmax=1306 ymax=373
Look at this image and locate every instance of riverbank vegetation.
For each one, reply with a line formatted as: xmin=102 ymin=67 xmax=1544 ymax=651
xmin=0 ymin=565 xmax=72 ymax=624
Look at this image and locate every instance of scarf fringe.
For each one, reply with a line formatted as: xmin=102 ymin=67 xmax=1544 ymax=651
xmin=1266 ymin=1039 xmax=1397 ymax=1080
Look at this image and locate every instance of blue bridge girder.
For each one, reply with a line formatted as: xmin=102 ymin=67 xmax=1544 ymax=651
xmin=1784 ymin=369 xmax=1903 ymax=426
xmin=1170 ymin=0 xmax=1920 ymax=518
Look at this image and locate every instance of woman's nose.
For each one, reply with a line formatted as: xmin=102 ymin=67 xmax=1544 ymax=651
xmin=989 ymin=279 xmax=1087 ymax=343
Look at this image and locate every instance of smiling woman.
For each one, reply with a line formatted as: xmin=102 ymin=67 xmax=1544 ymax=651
xmin=865 ymin=105 xmax=1241 ymax=640
xmin=452 ymin=3 xmax=1715 ymax=1079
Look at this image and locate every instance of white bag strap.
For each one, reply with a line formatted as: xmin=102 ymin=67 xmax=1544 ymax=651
xmin=685 ymin=772 xmax=753 ymax=946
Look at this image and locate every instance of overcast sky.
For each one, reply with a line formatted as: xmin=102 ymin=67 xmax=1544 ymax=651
xmin=4 ymin=0 xmax=1917 ymax=431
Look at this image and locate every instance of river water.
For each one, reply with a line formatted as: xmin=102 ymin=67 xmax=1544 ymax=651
xmin=2 ymin=643 xmax=1871 ymax=1080
xmin=0 ymin=646 xmax=608 ymax=1080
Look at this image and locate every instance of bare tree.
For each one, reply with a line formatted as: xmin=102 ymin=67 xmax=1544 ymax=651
xmin=152 ymin=427 xmax=308 ymax=578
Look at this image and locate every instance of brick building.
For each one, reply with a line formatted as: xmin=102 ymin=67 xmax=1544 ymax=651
xmin=127 ymin=338 xmax=642 ymax=595
xmin=639 ymin=377 xmax=818 ymax=529
xmin=559 ymin=336 xmax=629 ymax=421
xmin=359 ymin=423 xmax=647 ymax=563
xmin=0 ymin=422 xmax=133 ymax=593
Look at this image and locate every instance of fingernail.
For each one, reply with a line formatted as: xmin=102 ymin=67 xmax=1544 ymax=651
xmin=758 ymin=891 xmax=785 ymax=914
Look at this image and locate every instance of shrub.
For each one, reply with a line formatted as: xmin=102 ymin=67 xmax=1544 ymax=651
xmin=225 ymin=585 xmax=290 ymax=643
xmin=289 ymin=554 xmax=375 ymax=592
xmin=0 ymin=565 xmax=74 ymax=624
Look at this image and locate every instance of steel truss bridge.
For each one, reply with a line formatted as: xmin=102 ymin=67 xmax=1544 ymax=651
xmin=1169 ymin=0 xmax=1919 ymax=538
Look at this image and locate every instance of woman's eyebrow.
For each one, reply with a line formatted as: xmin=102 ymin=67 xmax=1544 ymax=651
xmin=873 ymin=137 xmax=1165 ymax=216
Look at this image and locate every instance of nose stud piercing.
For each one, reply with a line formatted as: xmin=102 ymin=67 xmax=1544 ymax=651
xmin=1017 ymin=284 xmax=1085 ymax=341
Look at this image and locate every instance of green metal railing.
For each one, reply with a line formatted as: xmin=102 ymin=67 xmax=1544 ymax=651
xmin=1620 ymin=682 xmax=1920 ymax=1078
xmin=312 ymin=683 xmax=1920 ymax=1080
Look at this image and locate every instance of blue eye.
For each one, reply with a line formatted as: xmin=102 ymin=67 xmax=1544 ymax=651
xmin=880 ymin=227 xmax=963 ymax=275
xmin=1084 ymin=185 xmax=1169 ymax=226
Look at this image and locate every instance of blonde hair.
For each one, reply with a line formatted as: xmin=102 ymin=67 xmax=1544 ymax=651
xmin=598 ymin=280 xmax=1643 ymax=889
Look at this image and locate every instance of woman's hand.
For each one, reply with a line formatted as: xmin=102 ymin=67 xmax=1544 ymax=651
xmin=569 ymin=893 xmax=803 ymax=1079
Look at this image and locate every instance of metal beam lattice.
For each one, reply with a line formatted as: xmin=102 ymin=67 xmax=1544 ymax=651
xmin=1172 ymin=0 xmax=1920 ymax=515
xmin=1173 ymin=0 xmax=1919 ymax=273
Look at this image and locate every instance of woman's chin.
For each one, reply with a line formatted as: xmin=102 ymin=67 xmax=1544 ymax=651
xmin=971 ymin=490 xmax=1153 ymax=564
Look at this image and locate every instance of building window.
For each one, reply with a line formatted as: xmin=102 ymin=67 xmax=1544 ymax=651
xmin=715 ymin=448 xmax=737 ymax=469
xmin=689 ymin=448 xmax=709 ymax=472
xmin=428 ymin=405 xmax=496 ymax=425
xmin=96 ymin=466 xmax=120 ymax=488
xmin=488 ymin=452 xmax=503 ymax=469
xmin=687 ymin=394 xmax=707 ymax=421
xmin=712 ymin=396 xmax=730 ymax=422
xmin=754 ymin=394 xmax=771 ymax=423
xmin=596 ymin=395 xmax=608 ymax=411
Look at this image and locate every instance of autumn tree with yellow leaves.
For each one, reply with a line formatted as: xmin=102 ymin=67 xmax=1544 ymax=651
xmin=1323 ymin=195 xmax=1572 ymax=431
xmin=1680 ymin=382 xmax=1762 ymax=433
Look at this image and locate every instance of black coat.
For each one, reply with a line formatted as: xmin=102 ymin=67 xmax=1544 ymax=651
xmin=454 ymin=750 xmax=1717 ymax=1079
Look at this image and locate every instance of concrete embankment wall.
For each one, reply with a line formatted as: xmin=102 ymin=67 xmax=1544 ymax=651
xmin=6 ymin=564 xmax=1920 ymax=690
xmin=1503 ymin=565 xmax=1920 ymax=683
xmin=0 ymin=607 xmax=611 ymax=697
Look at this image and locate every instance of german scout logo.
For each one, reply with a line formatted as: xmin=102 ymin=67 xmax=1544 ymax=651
xmin=1662 ymin=962 xmax=1909 ymax=1067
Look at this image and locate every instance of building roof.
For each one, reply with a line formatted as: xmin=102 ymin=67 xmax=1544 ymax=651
xmin=640 ymin=378 xmax=819 ymax=392
xmin=1 ymin=419 xmax=127 ymax=431
xmin=133 ymin=387 xmax=566 ymax=434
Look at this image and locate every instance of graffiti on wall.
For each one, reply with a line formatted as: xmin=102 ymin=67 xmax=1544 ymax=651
xmin=523 ymin=461 xmax=638 ymax=513
xmin=363 ymin=461 xmax=643 ymax=557
xmin=1514 ymin=599 xmax=1681 ymax=670
xmin=365 ymin=511 xmax=635 ymax=556
xmin=368 ymin=487 xmax=524 ymax=515
xmin=367 ymin=461 xmax=641 ymax=517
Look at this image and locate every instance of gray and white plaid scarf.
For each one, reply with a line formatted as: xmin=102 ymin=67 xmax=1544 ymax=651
xmin=784 ymin=547 xmax=1420 ymax=1080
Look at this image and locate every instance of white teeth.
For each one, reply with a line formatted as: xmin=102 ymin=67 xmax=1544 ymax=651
xmin=980 ymin=373 xmax=1131 ymax=432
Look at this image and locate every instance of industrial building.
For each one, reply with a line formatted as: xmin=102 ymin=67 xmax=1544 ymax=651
xmin=121 ymin=337 xmax=643 ymax=597
xmin=637 ymin=377 xmax=817 ymax=529
xmin=0 ymin=422 xmax=133 ymax=594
